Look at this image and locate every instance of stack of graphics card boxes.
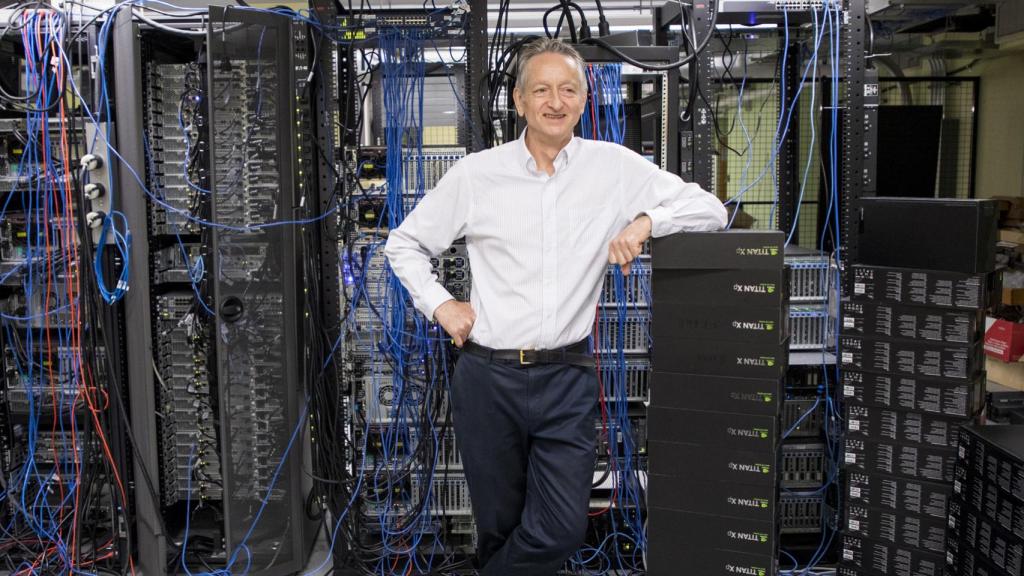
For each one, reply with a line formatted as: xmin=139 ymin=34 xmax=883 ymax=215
xmin=946 ymin=425 xmax=1024 ymax=576
xmin=646 ymin=230 xmax=787 ymax=576
xmin=838 ymin=198 xmax=997 ymax=576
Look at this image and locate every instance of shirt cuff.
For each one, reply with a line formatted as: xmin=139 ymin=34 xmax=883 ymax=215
xmin=640 ymin=206 xmax=673 ymax=238
xmin=418 ymin=283 xmax=456 ymax=320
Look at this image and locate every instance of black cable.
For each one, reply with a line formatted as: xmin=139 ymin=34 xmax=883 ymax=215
xmin=580 ymin=0 xmax=718 ymax=71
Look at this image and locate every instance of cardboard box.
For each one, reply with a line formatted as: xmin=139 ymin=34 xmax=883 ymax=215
xmin=1004 ymin=287 xmax=1024 ymax=306
xmin=985 ymin=355 xmax=1024 ymax=391
xmin=1000 ymin=228 xmax=1024 ymax=244
xmin=984 ymin=318 xmax=1024 ymax=362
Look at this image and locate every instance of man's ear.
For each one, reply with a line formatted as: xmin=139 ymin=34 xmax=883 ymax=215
xmin=512 ymin=87 xmax=524 ymax=116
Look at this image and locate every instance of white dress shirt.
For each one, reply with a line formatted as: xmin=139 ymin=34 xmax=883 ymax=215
xmin=384 ymin=131 xmax=728 ymax=350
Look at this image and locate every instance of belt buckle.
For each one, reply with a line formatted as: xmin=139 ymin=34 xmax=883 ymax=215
xmin=519 ymin=349 xmax=533 ymax=365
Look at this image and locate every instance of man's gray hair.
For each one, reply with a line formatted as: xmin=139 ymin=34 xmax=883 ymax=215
xmin=515 ymin=38 xmax=588 ymax=93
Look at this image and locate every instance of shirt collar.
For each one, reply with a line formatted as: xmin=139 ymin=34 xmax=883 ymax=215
xmin=517 ymin=128 xmax=580 ymax=176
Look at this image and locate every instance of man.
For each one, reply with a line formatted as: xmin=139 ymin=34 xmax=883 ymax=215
xmin=385 ymin=38 xmax=727 ymax=575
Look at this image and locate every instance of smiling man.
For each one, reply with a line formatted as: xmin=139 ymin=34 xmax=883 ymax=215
xmin=385 ymin=38 xmax=727 ymax=575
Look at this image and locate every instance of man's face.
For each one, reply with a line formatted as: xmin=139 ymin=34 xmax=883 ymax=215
xmin=513 ymin=52 xmax=587 ymax=143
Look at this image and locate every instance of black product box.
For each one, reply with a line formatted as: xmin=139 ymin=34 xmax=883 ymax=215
xmin=845 ymin=470 xmax=952 ymax=520
xmin=839 ymin=334 xmax=980 ymax=380
xmin=652 ymin=268 xmax=787 ymax=308
xmin=648 ymin=406 xmax=778 ymax=453
xmin=944 ymin=545 xmax=1007 ymax=576
xmin=840 ymin=533 xmax=945 ymax=576
xmin=646 ymin=545 xmax=775 ymax=576
xmin=844 ymin=503 xmax=948 ymax=554
xmin=947 ymin=499 xmax=1024 ymax=576
xmin=956 ymin=425 xmax=1024 ymax=502
xmin=845 ymin=403 xmax=966 ymax=450
xmin=648 ymin=440 xmax=776 ymax=487
xmin=648 ymin=475 xmax=776 ymax=523
xmin=840 ymin=370 xmax=985 ymax=419
xmin=850 ymin=264 xmax=997 ymax=310
xmin=953 ymin=467 xmax=1024 ymax=537
xmin=647 ymin=506 xmax=776 ymax=556
xmin=841 ymin=300 xmax=983 ymax=344
xmin=652 ymin=230 xmax=785 ymax=270
xmin=844 ymin=436 xmax=957 ymax=483
xmin=652 ymin=336 xmax=788 ymax=379
xmin=649 ymin=371 xmax=782 ymax=417
xmin=651 ymin=303 xmax=788 ymax=345
xmin=856 ymin=197 xmax=997 ymax=274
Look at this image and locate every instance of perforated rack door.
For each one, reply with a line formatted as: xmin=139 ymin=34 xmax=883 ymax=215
xmin=206 ymin=7 xmax=312 ymax=574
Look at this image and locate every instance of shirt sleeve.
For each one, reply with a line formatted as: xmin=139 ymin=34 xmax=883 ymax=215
xmin=384 ymin=161 xmax=472 ymax=319
xmin=618 ymin=147 xmax=728 ymax=237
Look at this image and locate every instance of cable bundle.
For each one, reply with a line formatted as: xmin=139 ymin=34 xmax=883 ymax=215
xmin=0 ymin=8 xmax=133 ymax=575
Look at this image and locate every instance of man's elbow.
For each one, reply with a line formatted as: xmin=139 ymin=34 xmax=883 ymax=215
xmin=712 ymin=199 xmax=728 ymax=231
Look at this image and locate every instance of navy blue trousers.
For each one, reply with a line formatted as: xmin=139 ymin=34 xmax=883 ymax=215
xmin=451 ymin=353 xmax=598 ymax=576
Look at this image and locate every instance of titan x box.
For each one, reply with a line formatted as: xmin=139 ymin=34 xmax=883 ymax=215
xmin=850 ymin=264 xmax=997 ymax=311
xmin=646 ymin=547 xmax=775 ymax=576
xmin=648 ymin=440 xmax=776 ymax=488
xmin=651 ymin=230 xmax=785 ymax=271
xmin=647 ymin=475 xmax=777 ymax=524
xmin=647 ymin=505 xmax=777 ymax=557
xmin=840 ymin=300 xmax=984 ymax=344
xmin=649 ymin=371 xmax=783 ymax=417
xmin=648 ymin=406 xmax=779 ymax=453
xmin=839 ymin=534 xmax=945 ymax=576
xmin=652 ymin=268 xmax=788 ymax=308
xmin=840 ymin=370 xmax=986 ymax=419
xmin=839 ymin=334 xmax=981 ymax=380
xmin=651 ymin=303 xmax=789 ymax=345
xmin=844 ymin=436 xmax=957 ymax=483
xmin=844 ymin=503 xmax=947 ymax=555
xmin=845 ymin=403 xmax=966 ymax=450
xmin=652 ymin=336 xmax=788 ymax=380
xmin=845 ymin=470 xmax=952 ymax=520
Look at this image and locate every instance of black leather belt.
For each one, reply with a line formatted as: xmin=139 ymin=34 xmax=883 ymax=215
xmin=461 ymin=339 xmax=594 ymax=368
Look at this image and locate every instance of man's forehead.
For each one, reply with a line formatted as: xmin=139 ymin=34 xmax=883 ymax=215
xmin=525 ymin=55 xmax=582 ymax=83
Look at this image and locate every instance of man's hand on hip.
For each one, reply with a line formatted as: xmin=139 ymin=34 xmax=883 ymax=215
xmin=434 ymin=300 xmax=476 ymax=347
xmin=608 ymin=215 xmax=652 ymax=276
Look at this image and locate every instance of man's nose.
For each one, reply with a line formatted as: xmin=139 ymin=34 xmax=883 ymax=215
xmin=548 ymin=91 xmax=564 ymax=109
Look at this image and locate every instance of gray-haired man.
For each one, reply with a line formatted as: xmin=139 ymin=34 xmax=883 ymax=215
xmin=385 ymin=38 xmax=727 ymax=575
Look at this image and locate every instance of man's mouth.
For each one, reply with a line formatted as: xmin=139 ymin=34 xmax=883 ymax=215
xmin=544 ymin=113 xmax=566 ymax=120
